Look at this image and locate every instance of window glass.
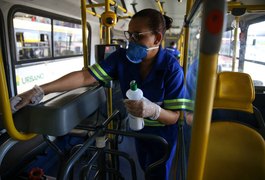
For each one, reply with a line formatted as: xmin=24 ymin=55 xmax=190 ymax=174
xmin=218 ymin=13 xmax=265 ymax=86
xmin=244 ymin=21 xmax=265 ymax=86
xmin=185 ymin=7 xmax=202 ymax=112
xmin=53 ymin=20 xmax=83 ymax=56
xmin=218 ymin=28 xmax=240 ymax=72
xmin=13 ymin=12 xmax=52 ymax=61
xmin=182 ymin=4 xmax=203 ymax=162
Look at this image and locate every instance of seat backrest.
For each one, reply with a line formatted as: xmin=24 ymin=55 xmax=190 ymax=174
xmin=213 ymin=71 xmax=255 ymax=113
xmin=203 ymin=72 xmax=265 ymax=179
xmin=203 ymin=121 xmax=265 ymax=180
xmin=212 ymin=71 xmax=265 ymax=138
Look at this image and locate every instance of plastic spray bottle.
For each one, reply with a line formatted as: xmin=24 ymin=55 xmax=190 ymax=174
xmin=126 ymin=80 xmax=144 ymax=131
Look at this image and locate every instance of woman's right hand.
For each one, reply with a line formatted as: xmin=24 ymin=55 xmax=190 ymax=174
xmin=10 ymin=85 xmax=44 ymax=113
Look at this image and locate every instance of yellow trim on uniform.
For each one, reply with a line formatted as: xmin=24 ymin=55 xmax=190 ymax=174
xmin=144 ymin=118 xmax=165 ymax=127
xmin=89 ymin=64 xmax=112 ymax=83
xmin=164 ymin=98 xmax=194 ymax=110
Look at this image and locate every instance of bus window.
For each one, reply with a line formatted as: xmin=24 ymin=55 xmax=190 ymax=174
xmin=218 ymin=29 xmax=240 ymax=71
xmin=11 ymin=9 xmax=86 ymax=94
xmin=244 ymin=21 xmax=265 ymax=86
xmin=218 ymin=13 xmax=265 ymax=87
xmin=185 ymin=6 xmax=202 ymax=125
xmin=53 ymin=20 xmax=83 ymax=57
xmin=13 ymin=13 xmax=52 ymax=61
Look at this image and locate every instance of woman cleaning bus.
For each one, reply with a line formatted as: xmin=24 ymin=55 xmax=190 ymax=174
xmin=11 ymin=8 xmax=187 ymax=180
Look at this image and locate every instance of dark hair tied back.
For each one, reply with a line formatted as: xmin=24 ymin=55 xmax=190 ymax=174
xmin=132 ymin=9 xmax=173 ymax=35
xmin=163 ymin=15 xmax=173 ymax=30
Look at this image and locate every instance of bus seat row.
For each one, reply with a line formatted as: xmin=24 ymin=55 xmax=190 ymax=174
xmin=4 ymin=85 xmax=106 ymax=136
xmin=204 ymin=72 xmax=265 ymax=180
xmin=212 ymin=71 xmax=265 ymax=138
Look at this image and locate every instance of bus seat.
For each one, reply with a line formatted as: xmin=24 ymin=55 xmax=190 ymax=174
xmin=12 ymin=85 xmax=106 ymax=136
xmin=213 ymin=71 xmax=254 ymax=113
xmin=203 ymin=121 xmax=265 ymax=180
xmin=0 ymin=135 xmax=48 ymax=178
xmin=203 ymin=72 xmax=265 ymax=179
xmin=212 ymin=71 xmax=265 ymax=138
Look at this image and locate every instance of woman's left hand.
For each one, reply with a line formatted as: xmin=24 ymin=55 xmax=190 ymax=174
xmin=124 ymin=97 xmax=161 ymax=120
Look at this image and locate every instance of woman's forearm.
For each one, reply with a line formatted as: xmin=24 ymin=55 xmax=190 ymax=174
xmin=158 ymin=109 xmax=180 ymax=125
xmin=41 ymin=70 xmax=97 ymax=95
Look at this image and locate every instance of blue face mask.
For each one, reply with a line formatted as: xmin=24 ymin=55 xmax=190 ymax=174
xmin=126 ymin=42 xmax=159 ymax=63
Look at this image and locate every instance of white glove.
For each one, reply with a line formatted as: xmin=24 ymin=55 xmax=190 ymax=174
xmin=9 ymin=85 xmax=44 ymax=113
xmin=10 ymin=96 xmax=22 ymax=113
xmin=124 ymin=97 xmax=161 ymax=120
xmin=29 ymin=85 xmax=44 ymax=105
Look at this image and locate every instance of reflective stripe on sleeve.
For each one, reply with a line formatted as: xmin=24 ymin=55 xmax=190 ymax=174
xmin=89 ymin=64 xmax=112 ymax=83
xmin=164 ymin=98 xmax=194 ymax=111
xmin=143 ymin=99 xmax=194 ymax=127
xmin=144 ymin=118 xmax=165 ymax=127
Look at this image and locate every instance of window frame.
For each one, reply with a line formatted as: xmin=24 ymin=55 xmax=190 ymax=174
xmin=8 ymin=5 xmax=91 ymax=65
xmin=0 ymin=8 xmax=13 ymax=96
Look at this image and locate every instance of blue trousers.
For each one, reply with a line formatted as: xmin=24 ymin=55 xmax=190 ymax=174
xmin=135 ymin=124 xmax=178 ymax=180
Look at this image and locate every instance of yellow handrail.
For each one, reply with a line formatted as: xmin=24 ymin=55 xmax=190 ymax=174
xmin=86 ymin=0 xmax=133 ymax=17
xmin=104 ymin=0 xmax=113 ymax=119
xmin=232 ymin=16 xmax=239 ymax=72
xmin=228 ymin=4 xmax=265 ymax=12
xmin=81 ymin=0 xmax=89 ymax=69
xmin=118 ymin=16 xmax=132 ymax=19
xmin=86 ymin=3 xmax=105 ymax=8
xmin=86 ymin=9 xmax=101 ymax=18
xmin=187 ymin=54 xmax=219 ymax=180
xmin=155 ymin=0 xmax=165 ymax=15
xmin=187 ymin=0 xmax=226 ymax=179
xmin=182 ymin=0 xmax=194 ymax=75
xmin=178 ymin=31 xmax=184 ymax=67
xmin=109 ymin=0 xmax=134 ymax=16
xmin=0 ymin=50 xmax=36 ymax=141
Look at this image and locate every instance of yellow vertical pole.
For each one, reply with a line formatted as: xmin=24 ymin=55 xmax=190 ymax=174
xmin=105 ymin=0 xmax=111 ymax=45
xmin=103 ymin=1 xmax=114 ymax=177
xmin=187 ymin=54 xmax=218 ymax=180
xmin=187 ymin=0 xmax=226 ymax=180
xmin=170 ymin=1 xmax=194 ymax=179
xmin=179 ymin=33 xmax=184 ymax=66
xmin=0 ymin=50 xmax=35 ymax=140
xmin=183 ymin=0 xmax=194 ymax=75
xmin=177 ymin=33 xmax=182 ymax=55
xmin=155 ymin=0 xmax=165 ymax=15
xmin=104 ymin=0 xmax=111 ymax=45
xmin=155 ymin=0 xmax=165 ymax=47
xmin=104 ymin=0 xmax=113 ymax=121
xmin=81 ymin=0 xmax=88 ymax=69
xmin=99 ymin=23 xmax=104 ymax=44
xmin=106 ymin=27 xmax=111 ymax=45
xmin=232 ymin=16 xmax=239 ymax=72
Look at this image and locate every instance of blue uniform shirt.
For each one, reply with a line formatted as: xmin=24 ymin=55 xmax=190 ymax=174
xmin=89 ymin=47 xmax=188 ymax=126
xmin=90 ymin=47 xmax=189 ymax=179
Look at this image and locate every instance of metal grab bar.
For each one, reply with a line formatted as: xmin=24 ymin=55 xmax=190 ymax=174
xmin=0 ymin=50 xmax=36 ymax=141
xmin=106 ymin=128 xmax=169 ymax=180
xmin=81 ymin=146 xmax=137 ymax=180
xmin=58 ymin=109 xmax=170 ymax=180
xmin=57 ymin=110 xmax=120 ymax=180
